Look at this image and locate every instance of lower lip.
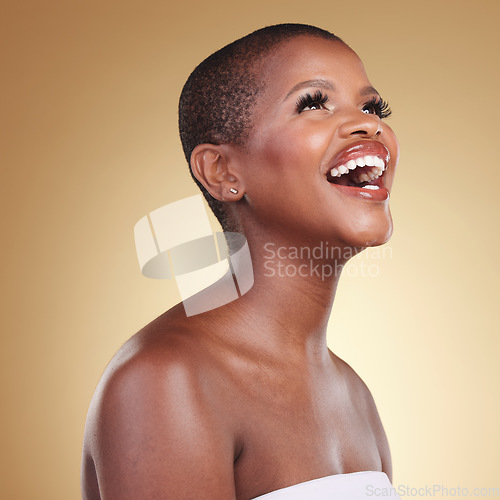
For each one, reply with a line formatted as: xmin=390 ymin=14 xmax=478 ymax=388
xmin=328 ymin=177 xmax=390 ymax=202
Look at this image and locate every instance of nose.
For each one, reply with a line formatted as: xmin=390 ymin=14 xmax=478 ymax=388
xmin=337 ymin=111 xmax=382 ymax=138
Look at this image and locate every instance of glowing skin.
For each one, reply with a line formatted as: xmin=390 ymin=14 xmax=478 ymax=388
xmin=230 ymin=37 xmax=399 ymax=249
xmin=82 ymin=35 xmax=399 ymax=500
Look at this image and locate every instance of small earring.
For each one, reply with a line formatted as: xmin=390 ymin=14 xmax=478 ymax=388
xmin=230 ymin=188 xmax=238 ymax=194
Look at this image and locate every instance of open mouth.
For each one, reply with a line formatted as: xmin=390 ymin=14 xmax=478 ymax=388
xmin=325 ymin=140 xmax=391 ymax=196
xmin=327 ymin=154 xmax=387 ymax=190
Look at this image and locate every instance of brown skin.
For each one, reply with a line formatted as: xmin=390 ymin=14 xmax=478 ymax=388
xmin=82 ymin=37 xmax=399 ymax=500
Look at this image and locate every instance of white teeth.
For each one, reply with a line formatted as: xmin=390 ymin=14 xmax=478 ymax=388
xmin=336 ymin=155 xmax=386 ymax=174
xmin=364 ymin=156 xmax=375 ymax=167
xmin=329 ymin=154 xmax=387 ymax=182
xmin=362 ymin=185 xmax=380 ymax=190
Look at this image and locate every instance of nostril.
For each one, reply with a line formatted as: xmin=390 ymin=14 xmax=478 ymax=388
xmin=350 ymin=125 xmax=382 ymax=137
xmin=340 ymin=116 xmax=382 ymax=138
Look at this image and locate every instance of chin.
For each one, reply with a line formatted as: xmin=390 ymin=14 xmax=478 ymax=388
xmin=339 ymin=215 xmax=393 ymax=250
xmin=364 ymin=225 xmax=393 ymax=247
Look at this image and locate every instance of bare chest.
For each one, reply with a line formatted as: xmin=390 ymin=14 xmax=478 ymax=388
xmin=229 ymin=374 xmax=382 ymax=499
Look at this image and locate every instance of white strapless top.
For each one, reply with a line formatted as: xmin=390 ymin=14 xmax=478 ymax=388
xmin=252 ymin=471 xmax=400 ymax=499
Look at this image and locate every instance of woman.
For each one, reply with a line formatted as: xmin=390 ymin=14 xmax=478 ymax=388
xmin=82 ymin=24 xmax=401 ymax=499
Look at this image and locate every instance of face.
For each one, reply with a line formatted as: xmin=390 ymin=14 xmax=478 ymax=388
xmin=234 ymin=36 xmax=399 ymax=250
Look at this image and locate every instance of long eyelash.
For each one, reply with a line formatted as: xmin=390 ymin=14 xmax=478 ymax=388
xmin=296 ymin=90 xmax=329 ymax=113
xmin=365 ymin=97 xmax=392 ymax=119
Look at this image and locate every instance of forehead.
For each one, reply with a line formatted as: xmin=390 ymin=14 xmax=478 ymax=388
xmin=257 ymin=36 xmax=370 ymax=99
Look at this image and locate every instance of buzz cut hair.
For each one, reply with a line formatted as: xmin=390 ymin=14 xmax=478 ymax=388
xmin=178 ymin=23 xmax=344 ymax=231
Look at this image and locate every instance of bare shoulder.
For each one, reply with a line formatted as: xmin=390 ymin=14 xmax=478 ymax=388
xmin=331 ymin=352 xmax=393 ymax=480
xmin=82 ymin=306 xmax=237 ymax=500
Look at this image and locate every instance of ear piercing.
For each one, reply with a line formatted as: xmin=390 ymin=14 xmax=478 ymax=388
xmin=230 ymin=188 xmax=238 ymax=194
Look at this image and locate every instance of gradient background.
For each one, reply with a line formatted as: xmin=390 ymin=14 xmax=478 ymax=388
xmin=2 ymin=1 xmax=499 ymax=498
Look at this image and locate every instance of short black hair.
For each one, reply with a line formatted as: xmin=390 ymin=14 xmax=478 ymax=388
xmin=178 ymin=23 xmax=344 ymax=231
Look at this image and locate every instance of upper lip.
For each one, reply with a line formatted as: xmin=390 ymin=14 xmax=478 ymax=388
xmin=327 ymin=140 xmax=390 ymax=174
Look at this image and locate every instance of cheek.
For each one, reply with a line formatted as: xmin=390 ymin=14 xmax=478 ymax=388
xmin=241 ymin=124 xmax=332 ymax=227
xmin=251 ymin=122 xmax=333 ymax=178
xmin=300 ymin=126 xmax=334 ymax=158
xmin=384 ymin=125 xmax=400 ymax=165
xmin=381 ymin=125 xmax=399 ymax=190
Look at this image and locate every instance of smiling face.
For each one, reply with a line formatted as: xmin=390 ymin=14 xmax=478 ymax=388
xmin=234 ymin=36 xmax=399 ymax=249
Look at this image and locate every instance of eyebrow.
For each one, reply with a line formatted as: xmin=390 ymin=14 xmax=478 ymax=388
xmin=284 ymin=80 xmax=381 ymax=101
xmin=284 ymin=79 xmax=335 ymax=100
xmin=360 ymin=85 xmax=380 ymax=97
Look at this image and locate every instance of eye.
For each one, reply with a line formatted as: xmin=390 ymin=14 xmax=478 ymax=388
xmin=362 ymin=97 xmax=392 ymax=119
xmin=296 ymin=90 xmax=330 ymax=113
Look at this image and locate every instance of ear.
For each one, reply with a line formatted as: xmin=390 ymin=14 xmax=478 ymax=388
xmin=190 ymin=144 xmax=243 ymax=201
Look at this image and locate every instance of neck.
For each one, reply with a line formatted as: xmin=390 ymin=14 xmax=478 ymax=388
xmin=210 ymin=227 xmax=356 ymax=359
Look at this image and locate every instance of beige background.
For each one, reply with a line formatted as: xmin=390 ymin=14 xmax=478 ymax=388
xmin=1 ymin=0 xmax=499 ymax=498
